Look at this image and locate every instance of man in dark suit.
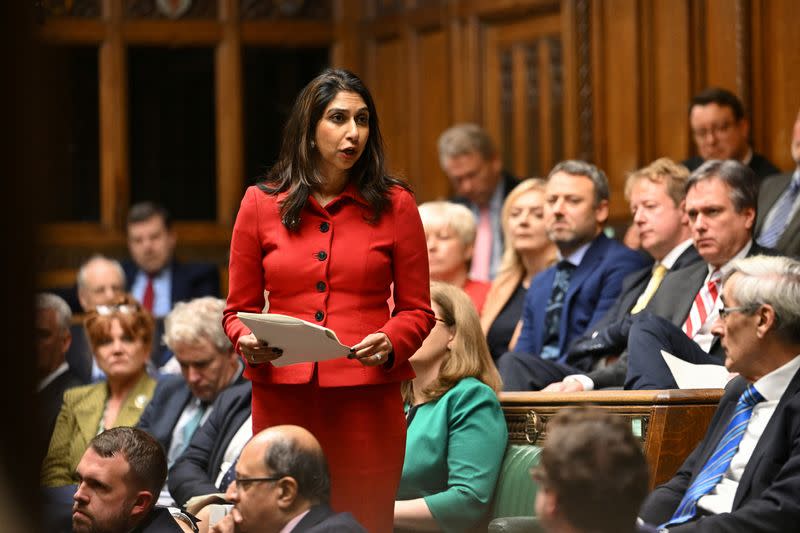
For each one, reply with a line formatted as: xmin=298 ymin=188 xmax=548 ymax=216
xmin=683 ymin=87 xmax=780 ymax=182
xmin=755 ymin=108 xmax=800 ymax=257
xmin=210 ymin=425 xmax=367 ymax=533
xmin=438 ymin=123 xmax=519 ymax=280
xmin=497 ymin=160 xmax=651 ymax=391
xmin=137 ymin=297 xmax=243 ymax=505
xmin=168 ymin=382 xmax=252 ymax=507
xmin=640 ymin=255 xmax=800 ymax=531
xmin=125 ymin=202 xmax=220 ymax=366
xmin=544 ymin=158 xmax=701 ymax=392
xmin=36 ymin=293 xmax=84 ymax=460
xmin=625 ymin=160 xmax=777 ymax=389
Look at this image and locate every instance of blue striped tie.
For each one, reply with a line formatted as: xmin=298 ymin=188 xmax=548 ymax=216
xmin=662 ymin=384 xmax=764 ymax=527
xmin=758 ymin=172 xmax=800 ymax=248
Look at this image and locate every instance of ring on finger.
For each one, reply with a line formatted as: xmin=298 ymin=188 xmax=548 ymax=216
xmin=373 ymin=353 xmax=382 ymax=361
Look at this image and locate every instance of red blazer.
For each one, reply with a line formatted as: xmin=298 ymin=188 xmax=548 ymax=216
xmin=223 ymin=183 xmax=435 ymax=387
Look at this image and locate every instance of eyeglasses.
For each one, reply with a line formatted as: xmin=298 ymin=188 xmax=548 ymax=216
xmin=718 ymin=305 xmax=757 ymax=319
xmin=94 ymin=304 xmax=140 ymax=316
xmin=233 ymin=474 xmax=285 ymax=490
xmin=692 ymin=121 xmax=733 ymax=140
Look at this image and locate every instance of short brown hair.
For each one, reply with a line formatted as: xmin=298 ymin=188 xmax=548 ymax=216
xmin=534 ymin=407 xmax=648 ymax=533
xmin=84 ymin=294 xmax=155 ymax=353
xmin=624 ymin=157 xmax=690 ymax=207
xmin=90 ymin=427 xmax=167 ymax=500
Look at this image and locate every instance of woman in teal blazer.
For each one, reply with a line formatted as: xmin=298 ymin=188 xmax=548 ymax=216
xmin=395 ymin=282 xmax=508 ymax=532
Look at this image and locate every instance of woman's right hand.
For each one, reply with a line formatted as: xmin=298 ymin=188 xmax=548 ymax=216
xmin=238 ymin=333 xmax=283 ymax=364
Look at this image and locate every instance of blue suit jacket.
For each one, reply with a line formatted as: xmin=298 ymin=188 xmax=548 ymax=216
xmin=136 ymin=375 xmax=193 ymax=454
xmin=516 ymin=233 xmax=651 ymax=371
xmin=640 ymin=369 xmax=800 ymax=531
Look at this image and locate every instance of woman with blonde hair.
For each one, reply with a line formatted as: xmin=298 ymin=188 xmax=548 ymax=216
xmin=394 ymin=282 xmax=508 ymax=532
xmin=418 ymin=201 xmax=491 ymax=312
xmin=481 ymin=178 xmax=558 ymax=359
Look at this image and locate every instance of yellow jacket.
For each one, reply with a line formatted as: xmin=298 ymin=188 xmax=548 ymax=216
xmin=40 ymin=373 xmax=156 ymax=487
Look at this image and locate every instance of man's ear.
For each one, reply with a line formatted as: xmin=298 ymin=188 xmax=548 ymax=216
xmin=755 ymin=304 xmax=778 ymax=338
xmin=276 ymin=477 xmax=299 ymax=510
xmin=130 ymin=490 xmax=155 ymax=520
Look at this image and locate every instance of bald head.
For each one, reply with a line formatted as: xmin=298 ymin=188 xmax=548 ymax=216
xmin=77 ymin=256 xmax=126 ymax=312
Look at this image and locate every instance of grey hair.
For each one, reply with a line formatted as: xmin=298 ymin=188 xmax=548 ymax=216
xmin=547 ymin=160 xmax=610 ymax=206
xmin=686 ymin=159 xmax=758 ymax=214
xmin=437 ymin=123 xmax=497 ymax=167
xmin=723 ymin=255 xmax=800 ymax=344
xmin=163 ymin=297 xmax=232 ymax=353
xmin=263 ymin=433 xmax=330 ymax=504
xmin=36 ymin=292 xmax=72 ymax=331
xmin=418 ymin=201 xmax=477 ymax=247
xmin=76 ymin=254 xmax=126 ymax=291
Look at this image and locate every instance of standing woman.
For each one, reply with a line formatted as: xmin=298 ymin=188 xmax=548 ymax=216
xmin=223 ymin=68 xmax=435 ymax=533
xmin=481 ymin=179 xmax=558 ymax=360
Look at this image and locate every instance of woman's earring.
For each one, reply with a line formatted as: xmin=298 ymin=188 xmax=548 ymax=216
xmin=310 ymin=140 xmax=316 ymax=148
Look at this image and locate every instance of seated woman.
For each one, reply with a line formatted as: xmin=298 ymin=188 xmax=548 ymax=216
xmin=418 ymin=201 xmax=491 ymax=313
xmin=41 ymin=294 xmax=157 ymax=487
xmin=481 ymin=179 xmax=558 ymax=360
xmin=394 ymin=282 xmax=508 ymax=532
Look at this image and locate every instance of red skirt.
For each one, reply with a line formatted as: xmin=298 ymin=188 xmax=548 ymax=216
xmin=251 ymin=374 xmax=406 ymax=533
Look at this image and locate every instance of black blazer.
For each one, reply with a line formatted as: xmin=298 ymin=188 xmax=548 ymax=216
xmin=295 ymin=504 xmax=367 ymax=533
xmin=640 ymin=368 xmax=800 ymax=531
xmin=682 ymin=153 xmax=781 ymax=181
xmin=122 ymin=259 xmax=220 ymax=307
xmin=755 ymin=172 xmax=800 ymax=258
xmin=136 ymin=375 xmax=194 ymax=454
xmin=168 ymin=382 xmax=252 ymax=506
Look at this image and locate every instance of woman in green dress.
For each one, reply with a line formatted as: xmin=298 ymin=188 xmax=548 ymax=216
xmin=394 ymin=282 xmax=508 ymax=532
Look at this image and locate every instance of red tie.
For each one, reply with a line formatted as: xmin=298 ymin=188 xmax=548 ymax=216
xmin=142 ymin=275 xmax=154 ymax=312
xmin=682 ymin=268 xmax=722 ymax=338
xmin=470 ymin=206 xmax=492 ymax=281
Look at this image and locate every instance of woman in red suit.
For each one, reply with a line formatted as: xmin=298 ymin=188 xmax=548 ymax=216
xmin=223 ymin=68 xmax=435 ymax=532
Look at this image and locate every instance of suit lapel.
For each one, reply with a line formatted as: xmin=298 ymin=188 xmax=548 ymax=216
xmin=73 ymin=384 xmax=109 ymax=445
xmin=733 ymin=367 xmax=800 ymax=507
xmin=755 ymin=173 xmax=792 ymax=235
xmin=530 ymin=268 xmax=556 ymax=353
xmin=667 ymin=262 xmax=707 ymax=326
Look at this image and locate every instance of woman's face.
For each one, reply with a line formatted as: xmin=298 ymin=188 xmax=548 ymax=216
xmin=507 ymin=189 xmax=550 ymax=253
xmin=410 ymin=303 xmax=453 ymax=366
xmin=94 ymin=319 xmax=148 ymax=381
xmin=425 ymin=222 xmax=471 ymax=283
xmin=314 ymin=90 xmax=370 ymax=181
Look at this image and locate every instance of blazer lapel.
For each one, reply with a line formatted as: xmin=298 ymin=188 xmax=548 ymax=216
xmin=755 ymin=173 xmax=792 ymax=235
xmin=733 ymin=368 xmax=800 ymax=507
xmin=116 ymin=375 xmax=156 ymax=427
xmin=668 ymin=262 xmax=707 ymax=326
xmin=73 ymin=384 xmax=109 ymax=445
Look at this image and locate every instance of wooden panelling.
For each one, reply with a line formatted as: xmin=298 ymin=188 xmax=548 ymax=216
xmin=702 ymin=0 xmax=741 ymax=94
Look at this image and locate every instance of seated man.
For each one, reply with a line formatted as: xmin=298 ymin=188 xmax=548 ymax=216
xmin=137 ymin=297 xmax=244 ymax=504
xmin=36 ymin=293 xmax=83 ymax=460
xmin=545 ymin=158 xmax=700 ymax=392
xmin=168 ymin=381 xmax=253 ymax=507
xmin=533 ymin=408 xmax=650 ymax=533
xmin=625 ymin=160 xmax=776 ymax=389
xmin=72 ymin=427 xmax=193 ymax=532
xmin=640 ymin=255 xmax=800 ymax=531
xmin=497 ymin=160 xmax=650 ymax=390
xmin=209 ymin=425 xmax=367 ymax=533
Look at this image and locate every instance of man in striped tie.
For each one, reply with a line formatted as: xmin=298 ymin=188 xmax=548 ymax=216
xmin=639 ymin=255 xmax=800 ymax=531
xmin=624 ymin=160 xmax=778 ymax=389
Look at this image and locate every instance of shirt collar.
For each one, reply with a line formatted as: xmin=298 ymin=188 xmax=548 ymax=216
xmin=753 ymin=354 xmax=800 ymax=402
xmin=37 ymin=362 xmax=69 ymax=392
xmin=318 ymin=181 xmax=370 ymax=209
xmin=280 ymin=509 xmax=311 ymax=533
xmin=660 ymin=239 xmax=694 ymax=270
xmin=741 ymin=147 xmax=753 ymax=166
xmin=558 ymin=239 xmax=593 ymax=267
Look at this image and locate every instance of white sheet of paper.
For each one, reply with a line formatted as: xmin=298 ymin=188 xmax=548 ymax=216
xmin=661 ymin=349 xmax=729 ymax=389
xmin=237 ymin=312 xmax=352 ymax=367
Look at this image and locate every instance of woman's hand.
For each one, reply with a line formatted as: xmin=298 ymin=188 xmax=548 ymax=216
xmin=351 ymin=332 xmax=394 ymax=367
xmin=238 ymin=333 xmax=283 ymax=365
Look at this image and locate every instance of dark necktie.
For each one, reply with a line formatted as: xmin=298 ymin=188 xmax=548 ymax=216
xmin=218 ymin=456 xmax=239 ymax=492
xmin=662 ymin=384 xmax=764 ymax=527
xmin=540 ymin=260 xmax=575 ymax=360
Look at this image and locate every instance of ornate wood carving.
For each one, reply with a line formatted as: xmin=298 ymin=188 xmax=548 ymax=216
xmin=240 ymin=0 xmax=332 ymax=19
xmin=124 ymin=0 xmax=217 ymax=19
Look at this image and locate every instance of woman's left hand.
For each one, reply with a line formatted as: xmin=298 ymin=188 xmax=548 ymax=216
xmin=351 ymin=332 xmax=394 ymax=367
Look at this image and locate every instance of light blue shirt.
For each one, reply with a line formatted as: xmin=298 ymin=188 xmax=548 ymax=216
xmin=131 ymin=266 xmax=173 ymax=318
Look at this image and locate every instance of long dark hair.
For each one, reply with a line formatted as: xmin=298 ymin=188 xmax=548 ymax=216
xmin=259 ymin=68 xmax=410 ymax=230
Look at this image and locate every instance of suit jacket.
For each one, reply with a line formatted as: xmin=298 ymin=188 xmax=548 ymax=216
xmin=136 ymin=374 xmax=194 ymax=454
xmin=755 ymin=171 xmax=800 ymax=257
xmin=640 ymin=369 xmax=800 ymax=532
xmin=294 ymin=504 xmax=367 ymax=532
xmin=40 ymin=373 xmax=157 ymax=487
xmin=516 ymin=233 xmax=651 ymax=371
xmin=168 ymin=382 xmax=252 ymax=506
xmin=38 ymin=366 xmax=84 ymax=461
xmin=131 ymin=506 xmax=185 ymax=533
xmin=644 ymin=241 xmax=775 ymax=360
xmin=123 ymin=259 xmax=220 ymax=308
xmin=65 ymin=324 xmax=94 ymax=384
xmin=576 ymin=245 xmax=702 ymax=387
xmin=682 ymin=153 xmax=781 ymax=180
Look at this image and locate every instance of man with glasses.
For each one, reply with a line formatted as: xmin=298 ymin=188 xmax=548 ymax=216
xmin=209 ymin=425 xmax=366 ymax=533
xmin=684 ymin=87 xmax=779 ymax=182
xmin=639 ymin=255 xmax=800 ymax=531
xmin=624 ymin=160 xmax=778 ymax=389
